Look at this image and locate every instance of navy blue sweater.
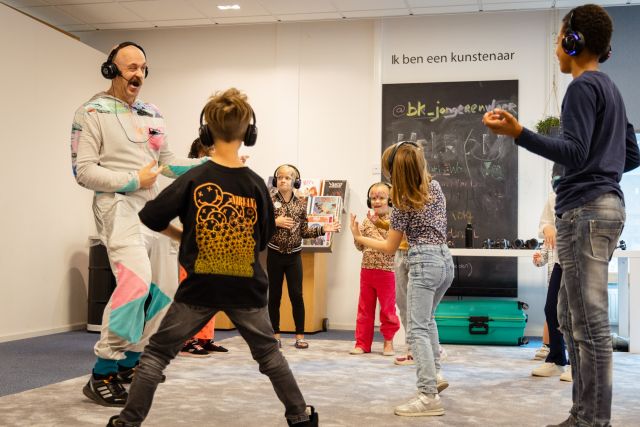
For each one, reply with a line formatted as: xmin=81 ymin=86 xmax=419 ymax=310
xmin=516 ymin=71 xmax=639 ymax=214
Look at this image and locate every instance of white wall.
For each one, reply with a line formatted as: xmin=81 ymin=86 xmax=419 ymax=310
xmin=0 ymin=8 xmax=567 ymax=341
xmin=0 ymin=4 xmax=103 ymax=341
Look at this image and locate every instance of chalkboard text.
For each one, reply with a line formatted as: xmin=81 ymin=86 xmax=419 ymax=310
xmin=393 ymin=99 xmax=517 ymax=121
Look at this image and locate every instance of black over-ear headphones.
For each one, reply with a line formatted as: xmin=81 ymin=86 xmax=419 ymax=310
xmin=199 ymin=109 xmax=214 ymax=148
xmin=101 ymin=41 xmax=148 ymax=80
xmin=561 ymin=11 xmax=611 ymax=63
xmin=272 ymin=164 xmax=301 ymax=189
xmin=367 ymin=182 xmax=392 ymax=209
xmin=199 ymin=109 xmax=258 ymax=148
xmin=561 ymin=11 xmax=585 ymax=57
xmin=244 ymin=110 xmax=258 ymax=147
xmin=387 ymin=141 xmax=419 ymax=183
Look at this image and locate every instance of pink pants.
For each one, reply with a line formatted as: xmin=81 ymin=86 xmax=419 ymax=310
xmin=355 ymin=268 xmax=400 ymax=352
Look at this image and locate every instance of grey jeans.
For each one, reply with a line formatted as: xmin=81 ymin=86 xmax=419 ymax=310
xmin=556 ymin=193 xmax=625 ymax=427
xmin=118 ymin=302 xmax=309 ymax=425
xmin=406 ymin=244 xmax=454 ymax=395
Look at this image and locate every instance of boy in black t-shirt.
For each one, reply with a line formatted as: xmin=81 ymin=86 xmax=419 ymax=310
xmin=107 ymin=88 xmax=317 ymax=427
xmin=483 ymin=5 xmax=639 ymax=427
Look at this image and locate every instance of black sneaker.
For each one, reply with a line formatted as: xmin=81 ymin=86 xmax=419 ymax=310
xmin=178 ymin=339 xmax=211 ymax=358
xmin=199 ymin=339 xmax=229 ymax=353
xmin=117 ymin=364 xmax=166 ymax=384
xmin=287 ymin=406 xmax=318 ymax=426
xmin=106 ymin=415 xmax=140 ymax=427
xmin=83 ymin=374 xmax=128 ymax=407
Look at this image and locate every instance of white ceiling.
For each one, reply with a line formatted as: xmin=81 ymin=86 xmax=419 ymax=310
xmin=3 ymin=0 xmax=638 ymax=33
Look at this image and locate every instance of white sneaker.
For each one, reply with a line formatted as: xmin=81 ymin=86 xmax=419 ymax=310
xmin=560 ymin=369 xmax=573 ymax=382
xmin=531 ymin=362 xmax=565 ymax=377
xmin=533 ymin=344 xmax=550 ymax=360
xmin=394 ymin=393 xmax=445 ymax=417
xmin=436 ymin=373 xmax=449 ymax=393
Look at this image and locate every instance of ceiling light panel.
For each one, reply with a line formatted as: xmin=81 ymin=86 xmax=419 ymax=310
xmin=189 ymin=0 xmax=269 ymax=17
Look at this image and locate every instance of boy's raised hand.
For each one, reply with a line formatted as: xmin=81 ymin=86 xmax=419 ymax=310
xmin=366 ymin=210 xmax=379 ymax=224
xmin=482 ymin=108 xmax=523 ymax=138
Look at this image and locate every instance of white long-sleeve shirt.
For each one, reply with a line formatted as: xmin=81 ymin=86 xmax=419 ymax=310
xmin=71 ymin=92 xmax=205 ymax=197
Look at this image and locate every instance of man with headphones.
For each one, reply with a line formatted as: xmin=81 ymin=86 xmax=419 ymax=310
xmin=71 ymin=41 xmax=207 ymax=407
xmin=483 ymin=5 xmax=639 ymax=427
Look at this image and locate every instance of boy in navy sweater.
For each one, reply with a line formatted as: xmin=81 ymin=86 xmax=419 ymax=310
xmin=483 ymin=5 xmax=639 ymax=426
xmin=107 ymin=88 xmax=317 ymax=426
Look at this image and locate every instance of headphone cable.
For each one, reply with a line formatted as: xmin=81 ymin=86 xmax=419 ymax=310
xmin=110 ymin=91 xmax=152 ymax=144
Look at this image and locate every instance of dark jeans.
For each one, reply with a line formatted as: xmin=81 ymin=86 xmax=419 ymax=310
xmin=556 ymin=193 xmax=625 ymax=427
xmin=545 ymin=263 xmax=567 ymax=366
xmin=267 ymin=249 xmax=305 ymax=334
xmin=117 ymin=302 xmax=309 ymax=425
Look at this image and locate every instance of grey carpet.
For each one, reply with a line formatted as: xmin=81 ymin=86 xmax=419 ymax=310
xmin=0 ymin=336 xmax=638 ymax=426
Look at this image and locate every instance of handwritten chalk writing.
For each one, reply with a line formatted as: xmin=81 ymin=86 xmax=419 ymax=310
xmin=451 ymin=210 xmax=474 ymax=223
xmin=407 ymin=101 xmax=426 ymax=117
xmin=454 ymin=262 xmax=473 ymax=277
xmin=393 ymin=99 xmax=517 ymax=122
xmin=428 ymin=162 xmax=464 ymax=175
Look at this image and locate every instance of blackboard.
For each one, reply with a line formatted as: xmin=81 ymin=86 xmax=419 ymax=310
xmin=382 ymin=80 xmax=519 ymax=297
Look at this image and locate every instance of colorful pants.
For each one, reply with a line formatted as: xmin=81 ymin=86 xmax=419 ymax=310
xmin=354 ymin=268 xmax=400 ymax=352
xmin=93 ymin=192 xmax=178 ymax=361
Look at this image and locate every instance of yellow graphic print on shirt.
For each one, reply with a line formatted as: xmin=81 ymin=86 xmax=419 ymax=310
xmin=193 ymin=182 xmax=257 ymax=277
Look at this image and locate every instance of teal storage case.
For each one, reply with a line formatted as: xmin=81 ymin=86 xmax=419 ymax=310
xmin=435 ymin=300 xmax=528 ymax=346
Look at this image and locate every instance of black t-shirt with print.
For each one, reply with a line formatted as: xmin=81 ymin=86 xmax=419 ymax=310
xmin=139 ymin=160 xmax=276 ymax=308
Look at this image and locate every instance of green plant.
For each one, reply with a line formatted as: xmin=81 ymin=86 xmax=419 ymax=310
xmin=535 ymin=116 xmax=560 ymax=135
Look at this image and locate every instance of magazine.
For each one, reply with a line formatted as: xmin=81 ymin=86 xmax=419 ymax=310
xmin=295 ymin=178 xmax=322 ymax=213
xmin=321 ymin=179 xmax=349 ymax=213
xmin=303 ymin=215 xmax=334 ymax=248
xmin=309 ymin=196 xmax=342 ymax=218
